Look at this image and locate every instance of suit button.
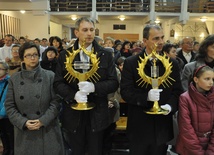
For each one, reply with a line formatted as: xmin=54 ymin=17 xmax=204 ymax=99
xmin=35 ymin=95 xmax=40 ymax=99
xmin=36 ymin=111 xmax=40 ymax=115
xmin=20 ymin=81 xmax=24 ymax=85
xmin=20 ymin=96 xmax=24 ymax=100
xmin=22 ymin=113 xmax=27 ymax=117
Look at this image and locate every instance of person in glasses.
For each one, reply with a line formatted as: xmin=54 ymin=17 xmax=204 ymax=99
xmin=5 ymin=42 xmax=64 ymax=155
xmin=0 ymin=61 xmax=14 ymax=155
xmin=176 ymin=65 xmax=214 ymax=155
xmin=181 ymin=35 xmax=214 ymax=91
xmin=177 ymin=37 xmax=196 ymax=67
xmin=6 ymin=44 xmax=22 ymax=75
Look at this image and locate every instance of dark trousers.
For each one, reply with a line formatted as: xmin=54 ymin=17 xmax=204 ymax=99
xmin=64 ymin=111 xmax=103 ymax=155
xmin=129 ymin=142 xmax=168 ymax=155
xmin=102 ymin=122 xmax=116 ymax=155
xmin=0 ymin=118 xmax=14 ymax=155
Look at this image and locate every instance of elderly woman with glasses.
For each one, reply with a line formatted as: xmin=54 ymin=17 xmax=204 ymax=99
xmin=4 ymin=42 xmax=64 ymax=155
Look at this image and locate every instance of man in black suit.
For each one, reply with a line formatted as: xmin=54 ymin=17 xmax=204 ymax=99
xmin=177 ymin=37 xmax=196 ymax=67
xmin=120 ymin=24 xmax=183 ymax=155
xmin=54 ymin=17 xmax=118 ymax=155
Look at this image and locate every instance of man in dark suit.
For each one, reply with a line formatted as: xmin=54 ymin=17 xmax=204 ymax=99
xmin=120 ymin=24 xmax=183 ymax=155
xmin=54 ymin=17 xmax=118 ymax=155
xmin=177 ymin=37 xmax=196 ymax=67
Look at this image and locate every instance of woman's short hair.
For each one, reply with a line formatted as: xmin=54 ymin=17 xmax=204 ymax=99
xmin=196 ymin=34 xmax=214 ymax=60
xmin=19 ymin=42 xmax=40 ymax=61
xmin=49 ymin=36 xmax=63 ymax=51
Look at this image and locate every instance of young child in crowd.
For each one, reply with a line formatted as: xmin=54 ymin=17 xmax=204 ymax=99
xmin=176 ymin=65 xmax=214 ymax=155
xmin=40 ymin=46 xmax=58 ymax=73
xmin=162 ymin=43 xmax=184 ymax=78
xmin=0 ymin=61 xmax=14 ymax=155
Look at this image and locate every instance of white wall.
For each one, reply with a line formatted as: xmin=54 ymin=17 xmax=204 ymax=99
xmin=174 ymin=21 xmax=209 ymax=43
xmin=50 ymin=21 xmax=62 ymax=38
xmin=0 ymin=11 xmax=49 ymax=40
xmin=1 ymin=11 xmax=213 ymax=44
xmin=62 ymin=26 xmax=71 ymax=40
xmin=19 ymin=12 xmax=49 ymax=40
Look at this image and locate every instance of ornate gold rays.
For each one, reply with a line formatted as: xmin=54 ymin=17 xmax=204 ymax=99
xmin=64 ymin=45 xmax=100 ymax=83
xmin=136 ymin=46 xmax=175 ymax=88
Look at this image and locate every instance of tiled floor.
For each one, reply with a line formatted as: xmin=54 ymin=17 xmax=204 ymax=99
xmin=0 ymin=140 xmax=178 ymax=155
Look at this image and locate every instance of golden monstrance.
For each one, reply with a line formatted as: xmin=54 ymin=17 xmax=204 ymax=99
xmin=64 ymin=42 xmax=100 ymax=110
xmin=136 ymin=45 xmax=175 ymax=114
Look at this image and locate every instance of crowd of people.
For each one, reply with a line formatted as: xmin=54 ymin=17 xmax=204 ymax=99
xmin=0 ymin=16 xmax=213 ymax=155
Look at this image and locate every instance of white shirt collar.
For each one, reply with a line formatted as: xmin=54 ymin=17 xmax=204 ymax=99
xmin=182 ymin=51 xmax=191 ymax=56
xmin=79 ymin=43 xmax=92 ymax=51
xmin=79 ymin=43 xmax=92 ymax=62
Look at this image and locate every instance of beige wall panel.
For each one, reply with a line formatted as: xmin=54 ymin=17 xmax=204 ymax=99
xmin=103 ymin=33 xmax=139 ymax=42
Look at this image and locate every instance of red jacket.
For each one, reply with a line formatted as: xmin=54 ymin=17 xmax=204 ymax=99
xmin=176 ymin=83 xmax=214 ymax=155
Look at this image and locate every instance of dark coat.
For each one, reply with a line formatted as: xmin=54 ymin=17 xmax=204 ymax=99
xmin=176 ymin=83 xmax=214 ymax=155
xmin=120 ymin=49 xmax=183 ymax=145
xmin=5 ymin=64 xmax=64 ymax=155
xmin=40 ymin=57 xmax=57 ymax=73
xmin=177 ymin=49 xmax=196 ymax=66
xmin=53 ymin=39 xmax=119 ymax=132
xmin=40 ymin=59 xmax=57 ymax=73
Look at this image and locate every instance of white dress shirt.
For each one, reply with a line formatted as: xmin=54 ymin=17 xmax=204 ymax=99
xmin=182 ymin=51 xmax=191 ymax=63
xmin=79 ymin=44 xmax=92 ymax=62
xmin=0 ymin=44 xmax=14 ymax=61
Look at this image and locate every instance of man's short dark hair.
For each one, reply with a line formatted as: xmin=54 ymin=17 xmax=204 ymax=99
xmin=74 ymin=17 xmax=95 ymax=30
xmin=5 ymin=34 xmax=15 ymax=41
xmin=143 ymin=24 xmax=162 ymax=39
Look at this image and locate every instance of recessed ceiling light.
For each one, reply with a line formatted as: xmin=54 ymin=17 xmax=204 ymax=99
xmin=200 ymin=17 xmax=207 ymax=22
xmin=20 ymin=10 xmax=26 ymax=14
xmin=119 ymin=15 xmax=125 ymax=21
xmin=155 ymin=20 xmax=160 ymax=24
xmin=71 ymin=16 xmax=77 ymax=21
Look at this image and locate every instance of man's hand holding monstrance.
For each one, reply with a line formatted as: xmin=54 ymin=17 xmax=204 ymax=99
xmin=137 ymin=44 xmax=175 ymax=114
xmin=64 ymin=42 xmax=100 ymax=110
